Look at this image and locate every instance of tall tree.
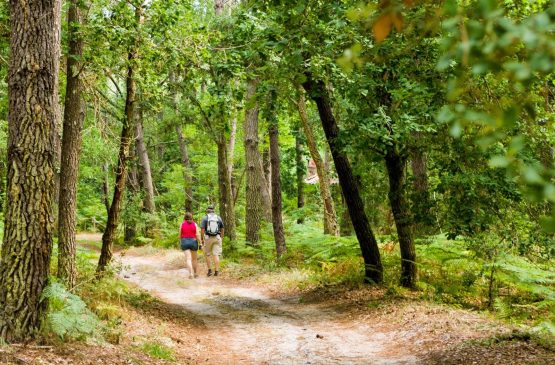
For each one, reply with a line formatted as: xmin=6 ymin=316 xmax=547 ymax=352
xmin=58 ymin=0 xmax=86 ymax=289
xmin=135 ymin=106 xmax=156 ymax=213
xmin=176 ymin=123 xmax=193 ymax=212
xmin=0 ymin=0 xmax=61 ymax=341
xmin=97 ymin=4 xmax=143 ymax=273
xmin=295 ymin=129 xmax=305 ymax=224
xmin=303 ymin=73 xmax=383 ymax=284
xmin=296 ymin=87 xmax=339 ymax=236
xmin=267 ymin=90 xmax=286 ymax=256
xmin=244 ymin=78 xmax=264 ymax=245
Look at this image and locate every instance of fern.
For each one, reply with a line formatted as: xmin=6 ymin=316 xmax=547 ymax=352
xmin=41 ymin=281 xmax=102 ymax=341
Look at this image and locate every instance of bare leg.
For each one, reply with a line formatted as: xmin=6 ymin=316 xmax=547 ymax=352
xmin=184 ymin=249 xmax=193 ymax=278
xmin=191 ymin=250 xmax=199 ymax=277
xmin=213 ymin=255 xmax=220 ymax=272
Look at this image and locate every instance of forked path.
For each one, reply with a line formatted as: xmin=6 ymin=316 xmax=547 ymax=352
xmin=118 ymin=248 xmax=417 ymax=365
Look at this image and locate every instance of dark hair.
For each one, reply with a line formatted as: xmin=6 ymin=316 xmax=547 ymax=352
xmin=184 ymin=212 xmax=193 ymax=221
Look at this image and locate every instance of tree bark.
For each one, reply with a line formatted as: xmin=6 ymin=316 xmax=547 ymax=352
xmin=302 ymin=74 xmax=383 ymax=284
xmin=244 ymin=78 xmax=264 ymax=245
xmin=296 ymin=88 xmax=339 ymax=236
xmin=410 ymin=145 xmax=433 ymax=234
xmin=0 ymin=0 xmax=61 ymax=342
xmin=296 ymin=131 xmax=305 ymax=224
xmin=267 ymin=90 xmax=286 ymax=257
xmin=176 ymin=124 xmax=193 ymax=212
xmin=97 ymin=5 xmax=142 ymax=273
xmin=135 ymin=108 xmax=156 ymax=213
xmin=385 ymin=148 xmax=417 ymax=288
xmin=57 ymin=0 xmax=86 ymax=290
xmin=217 ymin=137 xmax=236 ymax=241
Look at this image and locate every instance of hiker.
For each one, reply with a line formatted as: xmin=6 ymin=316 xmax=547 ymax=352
xmin=180 ymin=212 xmax=201 ymax=279
xmin=200 ymin=205 xmax=224 ymax=277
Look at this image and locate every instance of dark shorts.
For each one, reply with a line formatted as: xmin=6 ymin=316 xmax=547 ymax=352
xmin=180 ymin=238 xmax=198 ymax=251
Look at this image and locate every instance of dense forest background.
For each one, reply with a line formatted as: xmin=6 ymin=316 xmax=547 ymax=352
xmin=0 ymin=0 xmax=553 ymax=350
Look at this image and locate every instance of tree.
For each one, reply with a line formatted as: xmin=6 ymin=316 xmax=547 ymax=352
xmin=98 ymin=3 xmax=143 ymax=273
xmin=58 ymin=0 xmax=87 ymax=289
xmin=0 ymin=0 xmax=61 ymax=341
xmin=295 ymin=86 xmax=339 ymax=236
xmin=303 ymin=73 xmax=383 ymax=284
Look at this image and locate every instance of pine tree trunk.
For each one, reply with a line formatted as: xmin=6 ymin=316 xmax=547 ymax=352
xmin=244 ymin=78 xmax=264 ymax=245
xmin=58 ymin=0 xmax=86 ymax=290
xmin=0 ymin=0 xmax=61 ymax=342
xmin=217 ymin=138 xmax=236 ymax=242
xmin=296 ymin=88 xmax=339 ymax=236
xmin=267 ymin=91 xmax=286 ymax=256
xmin=135 ymin=109 xmax=156 ymax=213
xmin=176 ymin=124 xmax=193 ymax=212
xmin=302 ymin=75 xmax=383 ymax=284
xmin=296 ymin=132 xmax=305 ymax=224
xmin=97 ymin=5 xmax=142 ymax=273
xmin=385 ymin=148 xmax=417 ymax=288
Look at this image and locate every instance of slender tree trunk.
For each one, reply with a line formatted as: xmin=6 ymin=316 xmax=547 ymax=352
xmin=97 ymin=5 xmax=142 ymax=273
xmin=385 ymin=148 xmax=417 ymax=288
xmin=296 ymin=132 xmax=305 ymax=224
xmin=244 ymin=78 xmax=264 ymax=245
xmin=296 ymin=88 xmax=339 ymax=236
xmin=228 ymin=114 xmax=238 ymax=183
xmin=176 ymin=124 xmax=193 ymax=212
xmin=135 ymin=108 xmax=155 ymax=213
xmin=0 ymin=0 xmax=61 ymax=342
xmin=58 ymin=0 xmax=86 ymax=289
xmin=259 ymin=155 xmax=273 ymax=220
xmin=217 ymin=137 xmax=236 ymax=241
xmin=267 ymin=90 xmax=286 ymax=256
xmin=302 ymin=74 xmax=383 ymax=284
xmin=124 ymin=161 xmax=139 ymax=244
xmin=102 ymin=163 xmax=111 ymax=215
xmin=340 ymin=192 xmax=353 ymax=236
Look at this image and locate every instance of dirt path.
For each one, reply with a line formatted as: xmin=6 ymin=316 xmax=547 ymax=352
xmin=115 ymin=247 xmax=554 ymax=365
xmin=118 ymin=248 xmax=417 ymax=365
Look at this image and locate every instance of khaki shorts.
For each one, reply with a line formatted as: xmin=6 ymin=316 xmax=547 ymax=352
xmin=204 ymin=235 xmax=222 ymax=257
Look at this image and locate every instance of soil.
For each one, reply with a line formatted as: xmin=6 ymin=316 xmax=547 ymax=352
xmin=1 ymin=240 xmax=553 ymax=364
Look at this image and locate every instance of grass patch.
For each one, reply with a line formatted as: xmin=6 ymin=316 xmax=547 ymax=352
xmin=139 ymin=340 xmax=176 ymax=361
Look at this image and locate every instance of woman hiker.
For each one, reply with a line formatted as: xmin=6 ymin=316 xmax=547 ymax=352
xmin=180 ymin=212 xmax=201 ymax=279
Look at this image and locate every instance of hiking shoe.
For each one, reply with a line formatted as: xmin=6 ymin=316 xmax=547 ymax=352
xmin=214 ymin=271 xmax=219 ymax=277
xmin=189 ymin=274 xmax=194 ymax=279
xmin=207 ymin=269 xmax=213 ymax=277
xmin=194 ymin=274 xmax=199 ymax=278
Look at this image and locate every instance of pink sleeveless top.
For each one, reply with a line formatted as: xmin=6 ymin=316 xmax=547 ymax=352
xmin=180 ymin=221 xmax=197 ymax=239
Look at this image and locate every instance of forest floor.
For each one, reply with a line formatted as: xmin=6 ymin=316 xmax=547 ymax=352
xmin=1 ymin=236 xmax=553 ymax=365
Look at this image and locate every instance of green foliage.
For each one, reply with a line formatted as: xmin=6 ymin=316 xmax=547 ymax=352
xmin=139 ymin=340 xmax=176 ymax=362
xmin=41 ymin=281 xmax=102 ymax=341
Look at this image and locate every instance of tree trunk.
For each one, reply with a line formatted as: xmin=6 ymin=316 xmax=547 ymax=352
xmin=217 ymin=137 xmax=236 ymax=242
xmin=244 ymin=78 xmax=264 ymax=245
xmin=176 ymin=124 xmax=193 ymax=212
xmin=102 ymin=163 xmax=111 ymax=215
xmin=97 ymin=5 xmax=142 ymax=273
xmin=135 ymin=109 xmax=155 ymax=213
xmin=57 ymin=0 xmax=86 ymax=290
xmin=302 ymin=74 xmax=383 ymax=284
xmin=340 ymin=192 xmax=353 ymax=236
xmin=0 ymin=0 xmax=61 ymax=342
xmin=296 ymin=88 xmax=339 ymax=236
xmin=267 ymin=91 xmax=286 ymax=257
xmin=296 ymin=132 xmax=305 ymax=224
xmin=214 ymin=0 xmax=223 ymax=16
xmin=385 ymin=148 xmax=417 ymax=288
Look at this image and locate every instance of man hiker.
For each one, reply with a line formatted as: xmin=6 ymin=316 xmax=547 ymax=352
xmin=201 ymin=205 xmax=224 ymax=276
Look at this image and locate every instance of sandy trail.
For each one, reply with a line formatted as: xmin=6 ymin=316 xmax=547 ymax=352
xmin=117 ymin=249 xmax=417 ymax=365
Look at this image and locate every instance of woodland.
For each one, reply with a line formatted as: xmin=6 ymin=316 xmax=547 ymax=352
xmin=0 ymin=0 xmax=554 ymax=364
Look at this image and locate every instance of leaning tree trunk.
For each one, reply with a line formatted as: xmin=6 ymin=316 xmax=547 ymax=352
xmin=135 ymin=108 xmax=156 ymax=213
xmin=295 ymin=131 xmax=305 ymax=224
xmin=0 ymin=0 xmax=61 ymax=342
xmin=302 ymin=74 xmax=383 ymax=284
xmin=97 ymin=6 xmax=142 ymax=272
xmin=58 ymin=0 xmax=86 ymax=290
xmin=244 ymin=78 xmax=264 ymax=245
xmin=385 ymin=148 xmax=417 ymax=288
xmin=176 ymin=124 xmax=193 ymax=212
xmin=296 ymin=88 xmax=339 ymax=236
xmin=267 ymin=90 xmax=286 ymax=257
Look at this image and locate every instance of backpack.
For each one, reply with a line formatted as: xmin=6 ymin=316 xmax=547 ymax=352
xmin=205 ymin=213 xmax=220 ymax=236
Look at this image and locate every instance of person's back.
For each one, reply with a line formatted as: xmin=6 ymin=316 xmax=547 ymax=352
xmin=200 ymin=206 xmax=224 ymax=276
